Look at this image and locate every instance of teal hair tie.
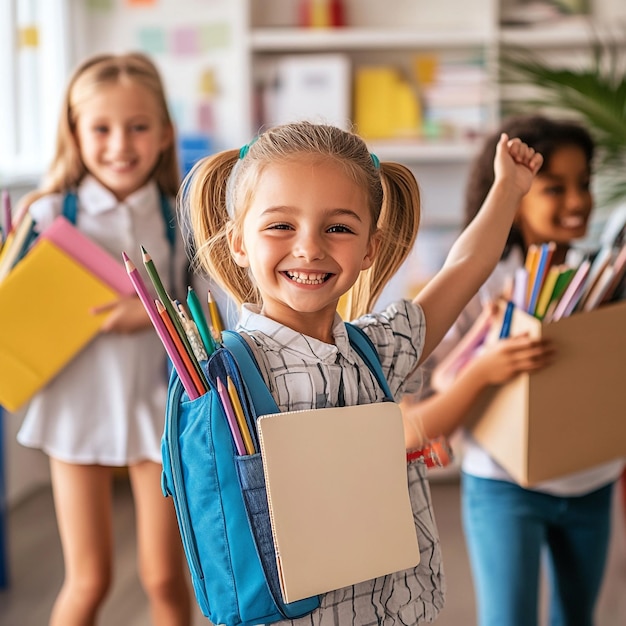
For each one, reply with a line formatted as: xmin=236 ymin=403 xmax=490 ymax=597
xmin=370 ymin=153 xmax=380 ymax=169
xmin=239 ymin=136 xmax=259 ymax=159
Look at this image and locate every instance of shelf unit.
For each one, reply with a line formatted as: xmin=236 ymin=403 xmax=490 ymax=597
xmin=246 ymin=0 xmax=500 ymax=165
xmin=244 ymin=0 xmax=625 ymax=165
xmin=250 ymin=28 xmax=492 ymax=52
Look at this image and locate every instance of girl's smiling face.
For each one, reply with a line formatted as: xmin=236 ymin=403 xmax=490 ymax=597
xmin=74 ymin=80 xmax=172 ymax=200
xmin=515 ymin=144 xmax=593 ymax=260
xmin=229 ymin=156 xmax=379 ymax=341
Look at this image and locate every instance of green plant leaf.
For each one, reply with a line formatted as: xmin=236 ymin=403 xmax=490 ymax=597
xmin=500 ymin=40 xmax=626 ymax=207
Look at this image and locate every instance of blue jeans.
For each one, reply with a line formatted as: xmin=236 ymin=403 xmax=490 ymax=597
xmin=461 ymin=473 xmax=614 ymax=626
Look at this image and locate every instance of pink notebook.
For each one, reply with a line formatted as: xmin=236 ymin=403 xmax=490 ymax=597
xmin=39 ymin=216 xmax=134 ymax=296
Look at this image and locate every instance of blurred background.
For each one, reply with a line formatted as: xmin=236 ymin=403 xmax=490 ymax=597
xmin=0 ymin=1 xmax=625 ymax=623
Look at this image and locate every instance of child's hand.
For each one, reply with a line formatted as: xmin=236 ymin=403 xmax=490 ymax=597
xmin=469 ymin=334 xmax=554 ymax=387
xmin=92 ymin=296 xmax=152 ymax=334
xmin=494 ymin=133 xmax=544 ymax=198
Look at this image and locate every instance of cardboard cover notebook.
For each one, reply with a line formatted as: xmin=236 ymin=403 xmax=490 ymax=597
xmin=257 ymin=401 xmax=420 ymax=604
xmin=466 ymin=300 xmax=626 ymax=486
xmin=0 ymin=240 xmax=118 ymax=412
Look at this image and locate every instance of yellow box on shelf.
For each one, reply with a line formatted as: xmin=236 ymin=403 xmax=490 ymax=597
xmin=353 ymin=66 xmax=421 ymax=140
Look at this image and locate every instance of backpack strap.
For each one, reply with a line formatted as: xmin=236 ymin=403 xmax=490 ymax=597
xmin=62 ymin=192 xmax=78 ymax=225
xmin=62 ymin=191 xmax=176 ymax=250
xmin=221 ymin=330 xmax=280 ymax=417
xmin=345 ymin=323 xmax=393 ymax=400
xmin=158 ymin=193 xmax=177 ymax=250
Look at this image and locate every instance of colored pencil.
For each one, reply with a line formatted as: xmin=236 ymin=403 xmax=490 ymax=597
xmin=141 ymin=245 xmax=205 ymax=382
xmin=2 ymin=190 xmax=12 ymax=237
xmin=527 ymin=242 xmax=555 ymax=315
xmin=207 ymin=289 xmax=224 ymax=336
xmin=582 ymin=265 xmax=616 ymax=312
xmin=535 ymin=265 xmax=561 ymax=320
xmin=226 ymin=376 xmax=255 ymax=455
xmin=600 ymin=242 xmax=626 ymax=304
xmin=551 ymin=259 xmax=591 ymax=321
xmin=157 ymin=300 xmax=207 ymax=393
xmin=0 ymin=213 xmax=34 ymax=283
xmin=576 ymin=245 xmax=613 ymax=311
xmin=524 ymin=244 xmax=539 ymax=310
xmin=216 ymin=377 xmax=247 ymax=455
xmin=186 ymin=286 xmax=216 ymax=355
xmin=123 ymin=251 xmax=200 ymax=400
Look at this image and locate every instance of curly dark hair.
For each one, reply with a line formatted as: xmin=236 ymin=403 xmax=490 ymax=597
xmin=464 ymin=115 xmax=595 ymax=258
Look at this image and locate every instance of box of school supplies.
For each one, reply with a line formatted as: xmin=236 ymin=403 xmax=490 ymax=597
xmin=466 ymin=299 xmax=626 ymax=486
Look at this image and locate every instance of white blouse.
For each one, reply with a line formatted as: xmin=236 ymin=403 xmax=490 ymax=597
xmin=17 ymin=176 xmax=188 ymax=465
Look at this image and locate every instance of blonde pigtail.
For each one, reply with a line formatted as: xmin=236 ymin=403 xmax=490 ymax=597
xmin=346 ymin=161 xmax=421 ymax=319
xmin=181 ymin=150 xmax=258 ymax=307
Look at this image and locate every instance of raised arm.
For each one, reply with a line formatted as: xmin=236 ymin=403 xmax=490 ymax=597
xmin=414 ymin=134 xmax=543 ymax=363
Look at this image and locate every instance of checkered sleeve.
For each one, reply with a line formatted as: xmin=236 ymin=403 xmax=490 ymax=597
xmin=351 ymin=300 xmax=426 ymax=398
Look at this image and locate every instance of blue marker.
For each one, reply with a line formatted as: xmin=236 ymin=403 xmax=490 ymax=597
xmin=499 ymin=301 xmax=515 ymax=339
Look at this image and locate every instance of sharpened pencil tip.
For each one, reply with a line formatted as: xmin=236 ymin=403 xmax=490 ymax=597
xmin=122 ymin=251 xmax=135 ymax=272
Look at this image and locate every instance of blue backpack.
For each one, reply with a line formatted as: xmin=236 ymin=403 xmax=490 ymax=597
xmin=161 ymin=325 xmax=393 ymax=626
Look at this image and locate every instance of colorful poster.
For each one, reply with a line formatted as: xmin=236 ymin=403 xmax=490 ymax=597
xmin=137 ymin=27 xmax=167 ymax=54
xmin=171 ymin=26 xmax=199 ymax=56
xmin=19 ymin=26 xmax=39 ymax=48
xmin=199 ymin=22 xmax=231 ymax=51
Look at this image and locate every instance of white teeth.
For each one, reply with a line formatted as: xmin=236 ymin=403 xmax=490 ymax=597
xmin=286 ymin=271 xmax=328 ymax=284
xmin=560 ymin=216 xmax=585 ymax=228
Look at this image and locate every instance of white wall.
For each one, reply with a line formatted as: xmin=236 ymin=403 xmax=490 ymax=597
xmin=3 ymin=409 xmax=50 ymax=505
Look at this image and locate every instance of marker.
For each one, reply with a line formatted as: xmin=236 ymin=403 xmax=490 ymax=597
xmin=186 ymin=286 xmax=216 ymax=355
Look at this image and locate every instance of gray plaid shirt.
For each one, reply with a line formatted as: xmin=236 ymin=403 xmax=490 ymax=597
xmin=236 ymin=300 xmax=445 ymax=625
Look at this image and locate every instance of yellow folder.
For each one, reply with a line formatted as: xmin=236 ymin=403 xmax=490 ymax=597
xmin=0 ymin=239 xmax=118 ymax=412
xmin=257 ymin=402 xmax=420 ymax=604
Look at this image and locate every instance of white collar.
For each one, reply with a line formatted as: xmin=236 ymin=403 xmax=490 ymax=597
xmin=76 ymin=175 xmax=160 ymax=217
xmin=237 ymin=304 xmax=358 ymax=365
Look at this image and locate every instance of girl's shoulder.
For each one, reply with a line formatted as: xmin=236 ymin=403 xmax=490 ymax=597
xmin=351 ymin=300 xmax=426 ymax=393
xmin=352 ymin=299 xmax=425 ymax=337
xmin=28 ymin=192 xmax=64 ymax=231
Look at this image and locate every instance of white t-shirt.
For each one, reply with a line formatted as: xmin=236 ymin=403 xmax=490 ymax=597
xmin=422 ymin=248 xmax=624 ymax=496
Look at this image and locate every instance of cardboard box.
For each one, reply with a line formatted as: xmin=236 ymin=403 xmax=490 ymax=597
xmin=467 ymin=300 xmax=626 ymax=486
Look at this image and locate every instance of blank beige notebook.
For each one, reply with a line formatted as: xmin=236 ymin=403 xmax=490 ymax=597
xmin=257 ymin=402 xmax=420 ymax=604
